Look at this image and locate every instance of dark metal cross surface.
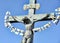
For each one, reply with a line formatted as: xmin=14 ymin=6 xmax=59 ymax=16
xmin=4 ymin=0 xmax=60 ymax=43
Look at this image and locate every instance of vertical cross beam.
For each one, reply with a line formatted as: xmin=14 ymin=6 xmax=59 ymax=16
xmin=28 ymin=0 xmax=36 ymax=15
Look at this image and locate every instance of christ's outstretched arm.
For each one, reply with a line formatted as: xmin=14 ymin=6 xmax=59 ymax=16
xmin=4 ymin=11 xmax=25 ymax=36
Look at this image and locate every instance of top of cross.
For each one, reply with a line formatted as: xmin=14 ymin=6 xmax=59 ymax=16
xmin=23 ymin=0 xmax=40 ymax=15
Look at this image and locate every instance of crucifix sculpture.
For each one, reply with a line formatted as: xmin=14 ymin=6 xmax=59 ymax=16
xmin=4 ymin=0 xmax=60 ymax=43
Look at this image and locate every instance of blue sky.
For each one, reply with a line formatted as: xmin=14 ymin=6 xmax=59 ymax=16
xmin=0 ymin=0 xmax=60 ymax=43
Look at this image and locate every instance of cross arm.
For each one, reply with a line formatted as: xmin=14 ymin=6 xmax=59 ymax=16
xmin=32 ymin=13 xmax=56 ymax=22
xmin=4 ymin=14 xmax=26 ymax=23
xmin=23 ymin=3 xmax=40 ymax=10
xmin=4 ymin=11 xmax=26 ymax=23
xmin=8 ymin=16 xmax=25 ymax=23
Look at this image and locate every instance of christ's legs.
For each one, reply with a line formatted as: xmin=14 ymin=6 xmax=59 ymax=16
xmin=27 ymin=38 xmax=33 ymax=43
xmin=21 ymin=37 xmax=27 ymax=43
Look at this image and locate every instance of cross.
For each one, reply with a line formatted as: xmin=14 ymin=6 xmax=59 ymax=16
xmin=4 ymin=0 xmax=60 ymax=43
